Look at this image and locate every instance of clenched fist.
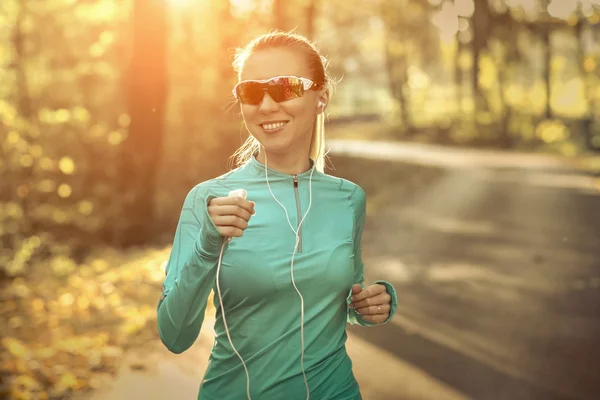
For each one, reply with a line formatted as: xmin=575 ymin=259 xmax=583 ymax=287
xmin=350 ymin=283 xmax=392 ymax=324
xmin=208 ymin=195 xmax=255 ymax=238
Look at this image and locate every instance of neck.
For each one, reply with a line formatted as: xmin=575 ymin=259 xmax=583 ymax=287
xmin=256 ymin=149 xmax=312 ymax=175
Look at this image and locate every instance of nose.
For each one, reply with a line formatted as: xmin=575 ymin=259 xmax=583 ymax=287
xmin=258 ymin=92 xmax=280 ymax=113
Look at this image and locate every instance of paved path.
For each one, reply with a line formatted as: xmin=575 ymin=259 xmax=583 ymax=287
xmin=330 ymin=139 xmax=600 ymax=400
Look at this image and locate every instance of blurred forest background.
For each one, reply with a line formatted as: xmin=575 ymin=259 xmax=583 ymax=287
xmin=1 ymin=0 xmax=600 ymax=398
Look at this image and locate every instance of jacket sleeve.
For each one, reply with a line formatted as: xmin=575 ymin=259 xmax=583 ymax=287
xmin=157 ymin=184 xmax=223 ymax=353
xmin=346 ymin=185 xmax=398 ymax=326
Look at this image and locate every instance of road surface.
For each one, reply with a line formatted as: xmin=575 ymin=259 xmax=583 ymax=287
xmin=329 ymin=140 xmax=600 ymax=400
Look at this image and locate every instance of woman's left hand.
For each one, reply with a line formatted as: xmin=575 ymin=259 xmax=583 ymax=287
xmin=350 ymin=283 xmax=392 ymax=324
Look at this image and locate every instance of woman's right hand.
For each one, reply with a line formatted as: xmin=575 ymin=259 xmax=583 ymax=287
xmin=207 ymin=195 xmax=256 ymax=238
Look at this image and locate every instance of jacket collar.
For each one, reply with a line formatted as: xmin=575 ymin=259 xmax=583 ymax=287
xmin=248 ymin=154 xmax=316 ymax=179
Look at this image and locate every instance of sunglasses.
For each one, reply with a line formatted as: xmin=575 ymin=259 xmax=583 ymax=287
xmin=232 ymin=76 xmax=322 ymax=105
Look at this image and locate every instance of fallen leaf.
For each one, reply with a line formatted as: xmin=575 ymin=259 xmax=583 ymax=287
xmin=2 ymin=337 xmax=30 ymax=358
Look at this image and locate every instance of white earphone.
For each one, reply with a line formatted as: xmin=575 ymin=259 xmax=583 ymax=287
xmin=318 ymin=100 xmax=325 ymax=108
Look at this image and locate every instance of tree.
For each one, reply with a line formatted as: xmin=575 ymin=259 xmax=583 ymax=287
xmin=540 ymin=0 xmax=553 ymax=119
xmin=116 ymin=0 xmax=167 ymax=246
xmin=381 ymin=0 xmax=439 ymax=133
xmin=273 ymin=0 xmax=286 ymax=30
xmin=471 ymin=0 xmax=492 ymax=115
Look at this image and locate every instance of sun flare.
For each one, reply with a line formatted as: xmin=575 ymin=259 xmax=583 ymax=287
xmin=165 ymin=0 xmax=256 ymax=12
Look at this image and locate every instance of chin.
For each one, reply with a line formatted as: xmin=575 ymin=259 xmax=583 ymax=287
xmin=252 ymin=128 xmax=292 ymax=148
xmin=258 ymin=141 xmax=293 ymax=156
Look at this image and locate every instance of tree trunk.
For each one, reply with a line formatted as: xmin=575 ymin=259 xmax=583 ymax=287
xmin=305 ymin=0 xmax=317 ymax=39
xmin=305 ymin=0 xmax=317 ymax=40
xmin=454 ymin=36 xmax=463 ymax=116
xmin=13 ymin=0 xmax=33 ymax=236
xmin=496 ymin=56 xmax=513 ymax=148
xmin=273 ymin=0 xmax=286 ymax=31
xmin=116 ymin=0 xmax=167 ymax=246
xmin=542 ymin=25 xmax=552 ymax=119
xmin=218 ymin=1 xmax=236 ymax=81
xmin=575 ymin=19 xmax=595 ymax=149
xmin=471 ymin=0 xmax=491 ymax=116
xmin=384 ymin=35 xmax=412 ymax=132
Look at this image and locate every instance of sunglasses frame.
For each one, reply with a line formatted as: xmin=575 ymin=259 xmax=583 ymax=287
xmin=232 ymin=75 xmax=321 ymax=104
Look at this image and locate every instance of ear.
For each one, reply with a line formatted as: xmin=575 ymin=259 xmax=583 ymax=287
xmin=317 ymin=90 xmax=330 ymax=114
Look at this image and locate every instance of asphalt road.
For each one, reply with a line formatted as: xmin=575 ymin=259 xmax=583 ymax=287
xmin=330 ymin=140 xmax=600 ymax=400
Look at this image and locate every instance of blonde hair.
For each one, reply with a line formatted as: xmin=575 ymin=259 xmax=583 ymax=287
xmin=230 ymin=31 xmax=333 ymax=173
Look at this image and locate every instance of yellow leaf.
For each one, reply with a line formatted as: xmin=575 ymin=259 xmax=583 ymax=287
xmin=107 ymin=130 xmax=125 ymax=145
xmin=13 ymin=374 xmax=39 ymax=390
xmin=5 ymin=202 xmax=23 ymax=218
xmin=58 ymin=157 xmax=76 ymax=175
xmin=39 ymin=157 xmax=54 ymax=171
xmin=77 ymin=200 xmax=94 ymax=215
xmin=72 ymin=106 xmax=91 ymax=123
xmin=37 ymin=179 xmax=56 ymax=193
xmin=55 ymin=109 xmax=70 ymax=123
xmin=56 ymin=372 xmax=79 ymax=390
xmin=36 ymin=347 xmax=57 ymax=359
xmin=535 ymin=119 xmax=569 ymax=143
xmin=2 ymin=337 xmax=30 ymax=358
xmin=6 ymin=130 xmax=20 ymax=145
xmin=583 ymin=56 xmax=597 ymax=73
xmin=57 ymin=183 xmax=72 ymax=199
xmin=102 ymin=346 xmax=124 ymax=359
xmin=30 ymin=144 xmax=43 ymax=158
xmin=20 ymin=154 xmax=34 ymax=167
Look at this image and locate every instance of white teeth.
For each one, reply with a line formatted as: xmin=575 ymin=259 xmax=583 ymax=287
xmin=262 ymin=122 xmax=287 ymax=131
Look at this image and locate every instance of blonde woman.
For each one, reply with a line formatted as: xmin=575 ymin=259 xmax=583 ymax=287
xmin=157 ymin=31 xmax=398 ymax=400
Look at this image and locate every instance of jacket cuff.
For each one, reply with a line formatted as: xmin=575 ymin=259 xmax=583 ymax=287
xmin=194 ymin=194 xmax=224 ymax=258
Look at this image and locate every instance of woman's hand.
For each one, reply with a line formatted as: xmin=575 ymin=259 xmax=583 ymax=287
xmin=350 ymin=283 xmax=392 ymax=324
xmin=207 ymin=195 xmax=255 ymax=238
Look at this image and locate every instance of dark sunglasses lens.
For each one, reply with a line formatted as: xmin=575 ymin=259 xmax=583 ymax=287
xmin=236 ymin=82 xmax=263 ymax=105
xmin=236 ymin=77 xmax=305 ymax=104
xmin=267 ymin=77 xmax=304 ymax=102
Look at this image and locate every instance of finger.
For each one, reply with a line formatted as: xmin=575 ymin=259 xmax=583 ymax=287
xmin=359 ymin=314 xmax=388 ymax=324
xmin=209 ymin=205 xmax=252 ymax=221
xmin=211 ymin=215 xmax=249 ymax=231
xmin=352 ymin=292 xmax=391 ymax=310
xmin=351 ymin=284 xmax=362 ymax=295
xmin=351 ymin=283 xmax=386 ymax=302
xmin=217 ymin=226 xmax=244 ymax=238
xmin=356 ymin=303 xmax=391 ymax=316
xmin=210 ymin=197 xmax=255 ymax=215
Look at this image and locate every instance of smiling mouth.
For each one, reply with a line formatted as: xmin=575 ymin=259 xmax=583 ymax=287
xmin=260 ymin=121 xmax=289 ymax=131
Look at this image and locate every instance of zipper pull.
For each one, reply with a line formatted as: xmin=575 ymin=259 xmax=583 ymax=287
xmin=293 ymin=174 xmax=298 ymax=187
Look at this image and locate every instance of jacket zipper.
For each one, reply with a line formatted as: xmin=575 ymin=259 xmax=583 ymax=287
xmin=293 ymin=174 xmax=303 ymax=253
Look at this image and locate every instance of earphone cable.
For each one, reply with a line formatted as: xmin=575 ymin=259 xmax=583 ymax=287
xmin=216 ymin=103 xmax=323 ymax=400
xmin=264 ymin=149 xmax=316 ymax=400
xmin=216 ymin=239 xmax=252 ymax=400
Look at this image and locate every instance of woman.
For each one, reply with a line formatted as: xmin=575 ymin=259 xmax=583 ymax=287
xmin=157 ymin=31 xmax=398 ymax=400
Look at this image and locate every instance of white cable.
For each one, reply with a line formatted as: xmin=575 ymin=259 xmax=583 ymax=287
xmin=216 ymin=239 xmax=252 ymax=400
xmin=216 ymin=106 xmax=322 ymax=400
xmin=264 ymin=151 xmax=315 ymax=400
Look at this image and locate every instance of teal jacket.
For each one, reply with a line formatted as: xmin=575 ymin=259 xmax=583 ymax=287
xmin=157 ymin=156 xmax=398 ymax=400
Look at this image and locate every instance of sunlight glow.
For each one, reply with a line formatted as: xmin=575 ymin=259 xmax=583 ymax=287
xmin=408 ymin=67 xmax=430 ymax=90
xmin=547 ymin=0 xmax=578 ymax=19
xmin=165 ymin=0 xmax=192 ymax=6
xmin=431 ymin=1 xmax=459 ymax=41
xmin=504 ymin=0 xmax=539 ymax=14
xmin=454 ymin=0 xmax=475 ymax=18
xmin=230 ymin=0 xmax=256 ymax=15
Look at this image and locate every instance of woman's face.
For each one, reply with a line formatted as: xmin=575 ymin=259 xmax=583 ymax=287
xmin=239 ymin=47 xmax=324 ymax=159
